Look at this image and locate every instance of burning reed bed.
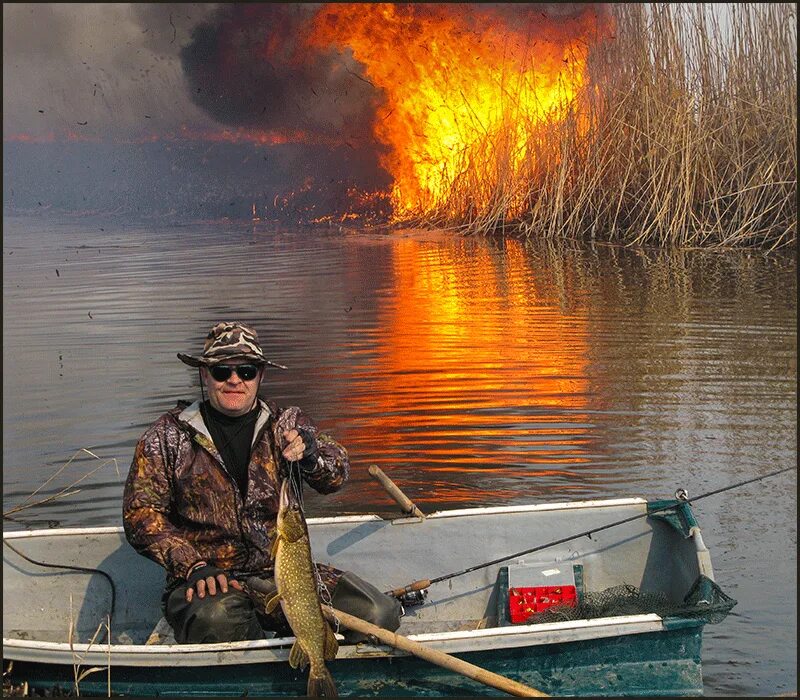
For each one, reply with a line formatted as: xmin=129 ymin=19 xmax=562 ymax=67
xmin=415 ymin=3 xmax=796 ymax=250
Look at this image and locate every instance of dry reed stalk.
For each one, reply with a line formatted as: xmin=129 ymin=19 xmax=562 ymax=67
xmin=410 ymin=3 xmax=796 ymax=249
xmin=2 ymin=661 xmax=29 ymax=698
xmin=3 ymin=449 xmax=121 ymax=519
xmin=68 ymin=596 xmax=111 ymax=697
xmin=15 ymin=447 xmax=99 ymax=507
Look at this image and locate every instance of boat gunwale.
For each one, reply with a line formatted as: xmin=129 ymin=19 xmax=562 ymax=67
xmin=3 ymin=613 xmax=675 ymax=667
xmin=2 ymin=497 xmax=650 ymax=541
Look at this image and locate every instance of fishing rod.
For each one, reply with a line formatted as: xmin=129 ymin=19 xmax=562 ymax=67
xmin=386 ymin=464 xmax=797 ymax=599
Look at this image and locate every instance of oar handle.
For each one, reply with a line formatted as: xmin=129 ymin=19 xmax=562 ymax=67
xmin=322 ymin=606 xmax=549 ymax=697
xmin=369 ymin=465 xmax=425 ymax=518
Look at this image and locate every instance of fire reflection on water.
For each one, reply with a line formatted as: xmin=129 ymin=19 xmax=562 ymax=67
xmin=337 ymin=234 xmax=593 ymax=505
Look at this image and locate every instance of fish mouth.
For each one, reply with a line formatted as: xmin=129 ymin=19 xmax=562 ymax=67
xmin=279 ymin=479 xmax=290 ymax=510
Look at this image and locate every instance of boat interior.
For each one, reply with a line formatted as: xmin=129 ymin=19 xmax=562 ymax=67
xmin=3 ymin=498 xmax=704 ymax=647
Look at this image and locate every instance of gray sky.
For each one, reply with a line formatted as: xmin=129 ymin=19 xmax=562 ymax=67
xmin=3 ymin=3 xmax=221 ymax=140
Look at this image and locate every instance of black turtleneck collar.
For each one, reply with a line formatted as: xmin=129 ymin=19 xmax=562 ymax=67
xmin=201 ymin=400 xmax=260 ymax=426
xmin=200 ymin=400 xmax=260 ymax=498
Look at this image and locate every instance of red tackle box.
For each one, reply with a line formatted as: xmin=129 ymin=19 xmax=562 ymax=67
xmin=507 ymin=563 xmax=578 ymax=624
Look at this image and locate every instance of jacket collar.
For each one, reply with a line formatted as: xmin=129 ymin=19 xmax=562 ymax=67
xmin=178 ymin=399 xmax=272 ymax=447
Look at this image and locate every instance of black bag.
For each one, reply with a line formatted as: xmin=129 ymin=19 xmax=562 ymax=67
xmin=330 ymin=571 xmax=403 ymax=643
xmin=245 ymin=569 xmax=403 ymax=643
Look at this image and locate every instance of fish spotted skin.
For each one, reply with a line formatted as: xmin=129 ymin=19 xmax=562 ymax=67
xmin=270 ymin=480 xmax=338 ymax=698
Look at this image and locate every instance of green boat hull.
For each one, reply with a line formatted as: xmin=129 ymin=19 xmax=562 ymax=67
xmin=10 ymin=619 xmax=705 ymax=697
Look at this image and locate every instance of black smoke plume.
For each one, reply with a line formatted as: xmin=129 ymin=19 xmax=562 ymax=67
xmin=181 ymin=4 xmax=382 ymax=144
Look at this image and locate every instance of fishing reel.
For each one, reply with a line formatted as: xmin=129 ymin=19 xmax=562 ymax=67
xmin=398 ymin=588 xmax=428 ymax=607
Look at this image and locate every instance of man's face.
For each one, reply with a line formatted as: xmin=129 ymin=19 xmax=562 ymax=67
xmin=201 ymin=359 xmax=263 ymax=416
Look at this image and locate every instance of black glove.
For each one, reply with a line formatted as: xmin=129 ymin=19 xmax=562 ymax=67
xmin=298 ymin=428 xmax=319 ymax=471
xmin=186 ymin=563 xmax=225 ymax=588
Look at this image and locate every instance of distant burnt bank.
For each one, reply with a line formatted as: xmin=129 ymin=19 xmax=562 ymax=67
xmin=2 ymin=140 xmax=392 ymax=225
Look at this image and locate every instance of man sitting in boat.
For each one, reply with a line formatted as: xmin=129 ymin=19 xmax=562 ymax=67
xmin=122 ymin=320 xmax=401 ymax=644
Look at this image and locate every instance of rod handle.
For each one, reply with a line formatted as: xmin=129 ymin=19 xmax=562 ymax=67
xmin=386 ymin=579 xmax=432 ymax=598
xmin=369 ymin=465 xmax=425 ymax=518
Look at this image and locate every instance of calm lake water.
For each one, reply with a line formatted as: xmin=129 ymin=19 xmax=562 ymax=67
xmin=2 ymin=215 xmax=796 ymax=696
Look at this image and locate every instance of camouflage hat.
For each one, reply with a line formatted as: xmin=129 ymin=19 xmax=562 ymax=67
xmin=177 ymin=321 xmax=287 ymax=369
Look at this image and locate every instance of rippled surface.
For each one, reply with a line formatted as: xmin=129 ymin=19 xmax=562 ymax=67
xmin=3 ymin=216 xmax=796 ymax=695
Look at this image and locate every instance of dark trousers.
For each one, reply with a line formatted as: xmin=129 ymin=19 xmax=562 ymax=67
xmin=163 ymin=570 xmax=402 ymax=644
xmin=164 ymin=586 xmax=267 ymax=644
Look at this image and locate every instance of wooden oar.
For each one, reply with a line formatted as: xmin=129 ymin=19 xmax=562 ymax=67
xmin=368 ymin=465 xmax=426 ymax=518
xmin=322 ymin=606 xmax=549 ymax=697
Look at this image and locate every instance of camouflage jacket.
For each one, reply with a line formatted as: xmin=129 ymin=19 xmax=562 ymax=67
xmin=122 ymin=399 xmax=349 ymax=588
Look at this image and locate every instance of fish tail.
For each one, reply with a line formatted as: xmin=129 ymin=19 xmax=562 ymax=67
xmin=307 ymin=665 xmax=337 ymax=698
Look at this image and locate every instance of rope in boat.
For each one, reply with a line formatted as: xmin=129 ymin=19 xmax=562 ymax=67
xmin=392 ymin=464 xmax=797 ymax=595
xmin=2 ymin=538 xmax=116 ymax=624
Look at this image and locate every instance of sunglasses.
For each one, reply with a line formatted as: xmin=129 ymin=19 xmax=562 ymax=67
xmin=207 ymin=364 xmax=261 ymax=382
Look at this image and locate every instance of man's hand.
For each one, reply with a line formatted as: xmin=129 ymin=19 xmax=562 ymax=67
xmin=282 ymin=428 xmax=307 ymax=462
xmin=185 ymin=564 xmax=242 ymax=603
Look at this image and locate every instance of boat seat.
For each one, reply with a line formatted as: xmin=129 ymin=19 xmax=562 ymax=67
xmin=145 ymin=617 xmax=176 ymax=645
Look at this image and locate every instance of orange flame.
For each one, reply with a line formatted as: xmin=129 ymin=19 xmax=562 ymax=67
xmin=307 ymin=4 xmax=606 ymax=217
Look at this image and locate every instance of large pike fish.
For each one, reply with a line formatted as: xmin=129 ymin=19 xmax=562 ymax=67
xmin=267 ymin=479 xmax=338 ymax=697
